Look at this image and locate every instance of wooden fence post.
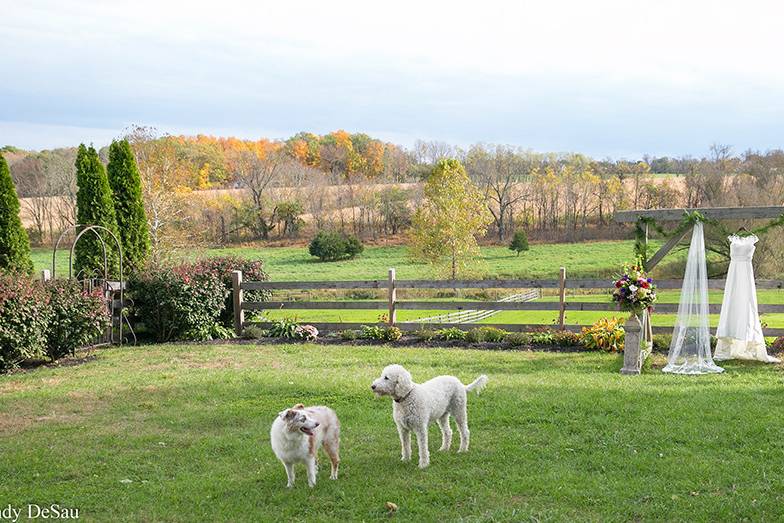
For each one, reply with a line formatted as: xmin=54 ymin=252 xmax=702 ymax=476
xmin=41 ymin=269 xmax=51 ymax=282
xmin=558 ymin=267 xmax=566 ymax=330
xmin=388 ymin=268 xmax=396 ymax=326
xmin=232 ymin=270 xmax=244 ymax=337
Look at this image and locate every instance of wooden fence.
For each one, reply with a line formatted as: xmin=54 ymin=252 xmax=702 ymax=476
xmin=231 ymin=268 xmax=784 ymax=337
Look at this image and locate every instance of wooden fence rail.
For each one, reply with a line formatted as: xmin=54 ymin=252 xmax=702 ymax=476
xmin=231 ymin=269 xmax=784 ymax=338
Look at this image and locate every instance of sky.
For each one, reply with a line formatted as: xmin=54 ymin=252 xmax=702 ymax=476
xmin=2 ymin=0 xmax=784 ymax=158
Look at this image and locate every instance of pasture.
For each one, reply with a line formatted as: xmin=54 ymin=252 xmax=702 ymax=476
xmin=33 ymin=240 xmax=651 ymax=281
xmin=1 ymin=343 xmax=782 ymax=521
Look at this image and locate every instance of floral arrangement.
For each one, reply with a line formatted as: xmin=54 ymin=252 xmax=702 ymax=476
xmin=612 ymin=260 xmax=657 ymax=314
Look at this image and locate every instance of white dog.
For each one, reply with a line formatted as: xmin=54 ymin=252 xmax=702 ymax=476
xmin=270 ymin=403 xmax=340 ymax=487
xmin=371 ymin=364 xmax=487 ymax=469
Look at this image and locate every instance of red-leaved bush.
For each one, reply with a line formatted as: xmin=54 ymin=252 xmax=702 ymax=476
xmin=0 ymin=273 xmax=51 ymax=371
xmin=44 ymin=279 xmax=110 ymax=360
xmin=190 ymin=256 xmax=271 ymax=328
xmin=129 ymin=261 xmax=230 ymax=342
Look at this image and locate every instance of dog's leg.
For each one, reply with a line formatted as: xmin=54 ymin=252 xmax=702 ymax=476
xmin=437 ymin=414 xmax=452 ymax=451
xmin=415 ymin=425 xmax=430 ymax=468
xmin=455 ymin=405 xmax=470 ymax=452
xmin=306 ymin=456 xmax=317 ymax=487
xmin=323 ymin=440 xmax=340 ymax=480
xmin=284 ymin=462 xmax=296 ymax=488
xmin=397 ymin=424 xmax=411 ymax=462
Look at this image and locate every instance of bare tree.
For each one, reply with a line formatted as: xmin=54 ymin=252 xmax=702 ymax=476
xmin=229 ymin=147 xmax=303 ymax=240
xmin=465 ymin=144 xmax=533 ymax=241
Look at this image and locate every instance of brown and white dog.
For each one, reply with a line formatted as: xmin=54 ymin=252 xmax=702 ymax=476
xmin=270 ymin=404 xmax=340 ymax=487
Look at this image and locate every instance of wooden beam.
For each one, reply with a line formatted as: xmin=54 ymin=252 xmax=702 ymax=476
xmin=388 ymin=268 xmax=396 ymax=325
xmin=645 ymin=224 xmax=693 ymax=271
xmin=242 ymin=300 xmax=784 ymax=314
xmin=241 ymin=278 xmax=784 ymax=291
xmin=232 ymin=270 xmax=244 ymax=337
xmin=615 ymin=206 xmax=784 ymax=223
xmin=242 ymin=280 xmax=386 ymax=290
xmin=558 ymin=267 xmax=567 ymax=329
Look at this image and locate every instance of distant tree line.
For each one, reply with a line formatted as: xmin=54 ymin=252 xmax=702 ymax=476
xmin=5 ymin=130 xmax=784 ymax=255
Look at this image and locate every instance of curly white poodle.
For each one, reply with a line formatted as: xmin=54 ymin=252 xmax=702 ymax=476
xmin=371 ymin=364 xmax=487 ymax=468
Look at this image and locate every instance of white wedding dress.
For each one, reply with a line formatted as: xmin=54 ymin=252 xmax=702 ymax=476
xmin=714 ymin=234 xmax=780 ymax=363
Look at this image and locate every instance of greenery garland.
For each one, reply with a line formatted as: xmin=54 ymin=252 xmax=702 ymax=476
xmin=633 ymin=210 xmax=784 ymax=265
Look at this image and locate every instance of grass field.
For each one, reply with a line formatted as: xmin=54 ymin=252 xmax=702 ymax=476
xmin=1 ymin=343 xmax=783 ymax=521
xmin=33 ymin=240 xmax=657 ymax=282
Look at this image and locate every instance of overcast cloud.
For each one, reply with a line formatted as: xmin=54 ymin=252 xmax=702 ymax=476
xmin=2 ymin=0 xmax=783 ymax=157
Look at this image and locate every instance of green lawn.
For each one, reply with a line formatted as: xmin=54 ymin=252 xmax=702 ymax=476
xmin=33 ymin=240 xmax=655 ymax=282
xmin=1 ymin=344 xmax=783 ymax=521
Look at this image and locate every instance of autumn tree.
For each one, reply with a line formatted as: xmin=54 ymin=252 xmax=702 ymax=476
xmin=107 ymin=139 xmax=150 ymax=273
xmin=0 ymin=153 xmax=34 ymax=274
xmin=74 ymin=144 xmax=119 ymax=278
xmin=125 ymin=126 xmax=193 ymax=264
xmin=411 ymin=159 xmax=491 ymax=279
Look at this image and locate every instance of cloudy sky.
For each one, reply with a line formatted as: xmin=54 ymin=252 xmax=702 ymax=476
xmin=2 ymin=0 xmax=783 ymax=157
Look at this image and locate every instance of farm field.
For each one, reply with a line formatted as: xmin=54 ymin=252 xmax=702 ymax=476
xmin=33 ymin=239 xmax=657 ymax=282
xmin=1 ymin=343 xmax=782 ymax=521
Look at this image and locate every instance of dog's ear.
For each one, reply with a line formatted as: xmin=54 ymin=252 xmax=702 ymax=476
xmin=292 ymin=403 xmax=305 ymax=410
xmin=393 ymin=367 xmax=412 ymax=397
xmin=279 ymin=409 xmax=296 ymax=420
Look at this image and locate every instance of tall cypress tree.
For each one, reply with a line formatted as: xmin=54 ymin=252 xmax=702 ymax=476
xmin=0 ymin=153 xmax=34 ymax=274
xmin=74 ymin=144 xmax=119 ymax=278
xmin=107 ymin=139 xmax=150 ymax=273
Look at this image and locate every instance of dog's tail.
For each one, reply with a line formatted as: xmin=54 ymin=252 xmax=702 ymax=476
xmin=465 ymin=375 xmax=488 ymax=395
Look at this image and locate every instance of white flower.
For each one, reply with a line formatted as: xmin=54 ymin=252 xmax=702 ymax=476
xmin=629 ymin=285 xmax=638 ymax=292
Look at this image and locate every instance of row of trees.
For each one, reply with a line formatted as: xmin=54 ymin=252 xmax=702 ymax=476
xmin=0 ymin=140 xmax=149 ymax=278
xmin=7 ymin=132 xmax=784 ymax=251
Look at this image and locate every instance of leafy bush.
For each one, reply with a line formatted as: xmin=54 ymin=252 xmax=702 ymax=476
xmin=269 ymin=318 xmax=300 ymax=339
xmin=553 ymin=330 xmax=582 ymax=347
xmin=44 ymin=280 xmax=110 ymax=360
xmin=241 ymin=326 xmax=269 ymax=339
xmin=504 ymin=332 xmax=531 ymax=346
xmin=413 ymin=328 xmax=438 ymax=342
xmin=466 ymin=326 xmax=508 ymax=343
xmin=360 ymin=325 xmax=402 ymax=341
xmin=383 ymin=326 xmax=403 ymax=341
xmin=581 ymin=317 xmax=625 ymax=352
xmin=340 ymin=329 xmax=359 ymax=341
xmin=308 ymin=231 xmax=364 ymax=261
xmin=436 ymin=327 xmax=467 ymax=341
xmin=129 ymin=262 xmax=229 ymax=342
xmin=192 ymin=256 xmax=270 ymax=328
xmin=652 ymin=334 xmax=672 ymax=352
xmin=0 ymin=274 xmax=50 ymax=371
xmin=530 ymin=331 xmax=556 ymax=345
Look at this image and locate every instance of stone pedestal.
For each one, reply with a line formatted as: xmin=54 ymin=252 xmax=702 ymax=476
xmin=620 ymin=313 xmax=644 ymax=375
